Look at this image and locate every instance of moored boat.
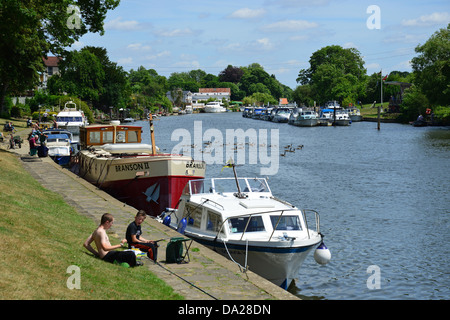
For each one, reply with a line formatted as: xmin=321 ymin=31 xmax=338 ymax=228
xmin=55 ymin=101 xmax=89 ymax=134
xmin=42 ymin=128 xmax=80 ymax=165
xmin=157 ymin=164 xmax=330 ymax=289
xmin=292 ymin=110 xmax=319 ymax=127
xmin=346 ymin=107 xmax=362 ymax=122
xmin=204 ymin=101 xmax=226 ymax=113
xmin=77 ymin=118 xmax=206 ymax=216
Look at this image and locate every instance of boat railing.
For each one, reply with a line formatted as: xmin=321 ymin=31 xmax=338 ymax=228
xmin=302 ymin=209 xmax=320 ymax=239
xmin=200 ymin=197 xmax=225 ymax=211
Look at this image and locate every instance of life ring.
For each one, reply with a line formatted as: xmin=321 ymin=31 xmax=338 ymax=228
xmin=426 ymin=108 xmax=431 ymax=115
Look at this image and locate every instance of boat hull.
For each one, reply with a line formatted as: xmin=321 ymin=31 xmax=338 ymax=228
xmin=185 ymin=234 xmax=319 ymax=288
xmin=78 ymin=152 xmax=206 ymax=216
xmin=294 ymin=119 xmax=318 ymax=127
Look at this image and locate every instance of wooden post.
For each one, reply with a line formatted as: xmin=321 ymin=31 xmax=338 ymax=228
xmin=148 ymin=113 xmax=156 ymax=155
xmin=378 ymin=69 xmax=382 ymax=130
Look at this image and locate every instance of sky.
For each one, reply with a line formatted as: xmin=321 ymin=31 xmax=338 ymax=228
xmin=74 ymin=0 xmax=450 ymax=90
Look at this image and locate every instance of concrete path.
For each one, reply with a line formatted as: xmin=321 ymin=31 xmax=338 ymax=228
xmin=2 ymin=128 xmax=299 ymax=300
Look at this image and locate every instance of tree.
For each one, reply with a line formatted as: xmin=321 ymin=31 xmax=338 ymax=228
xmin=411 ymin=23 xmax=450 ymax=106
xmin=297 ymin=45 xmax=367 ymax=104
xmin=0 ymin=0 xmax=120 ymax=115
xmin=219 ymin=65 xmax=244 ymax=83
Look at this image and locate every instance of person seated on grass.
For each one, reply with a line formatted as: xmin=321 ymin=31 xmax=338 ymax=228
xmin=126 ymin=210 xmax=158 ymax=261
xmin=84 ymin=213 xmax=137 ymax=267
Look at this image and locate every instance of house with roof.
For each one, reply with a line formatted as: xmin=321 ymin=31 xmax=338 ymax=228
xmin=39 ymin=56 xmax=62 ymax=89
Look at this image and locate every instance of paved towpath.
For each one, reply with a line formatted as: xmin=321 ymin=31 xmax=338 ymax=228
xmin=3 ymin=129 xmax=299 ymax=301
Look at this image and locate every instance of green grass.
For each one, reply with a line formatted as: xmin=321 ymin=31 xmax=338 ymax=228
xmin=0 ymin=149 xmax=183 ymax=300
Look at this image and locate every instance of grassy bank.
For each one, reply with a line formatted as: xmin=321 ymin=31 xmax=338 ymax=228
xmin=0 ymin=150 xmax=183 ymax=300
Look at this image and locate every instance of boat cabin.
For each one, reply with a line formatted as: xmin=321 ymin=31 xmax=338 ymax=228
xmin=176 ymin=177 xmax=308 ymax=240
xmin=79 ymin=124 xmax=142 ymax=149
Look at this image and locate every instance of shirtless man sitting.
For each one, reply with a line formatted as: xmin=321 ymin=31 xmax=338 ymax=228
xmin=84 ymin=213 xmax=136 ymax=267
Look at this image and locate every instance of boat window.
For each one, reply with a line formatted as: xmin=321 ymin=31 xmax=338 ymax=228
xmin=206 ymin=211 xmax=224 ymax=234
xmin=185 ymin=204 xmax=202 ymax=229
xmin=103 ymin=131 xmax=114 ymax=143
xmin=246 ymin=178 xmax=269 ymax=192
xmin=270 ymin=215 xmax=302 ymax=231
xmin=228 ymin=216 xmax=265 ymax=233
xmin=215 ymin=178 xmax=244 ymax=193
xmin=89 ymin=131 xmax=101 ymax=144
xmin=116 ymin=131 xmax=126 ymax=143
xmin=190 ymin=180 xmax=213 ymax=194
xmin=128 ymin=130 xmax=138 ymax=143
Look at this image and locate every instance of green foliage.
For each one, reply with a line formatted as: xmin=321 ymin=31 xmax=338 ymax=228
xmin=0 ymin=0 xmax=120 ymax=116
xmin=297 ymin=45 xmax=367 ymax=105
xmin=411 ymin=23 xmax=450 ymax=107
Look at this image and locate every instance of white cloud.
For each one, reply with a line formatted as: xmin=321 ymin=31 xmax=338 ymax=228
xmin=118 ymin=57 xmax=133 ymax=65
xmin=145 ymin=51 xmax=171 ymax=60
xmin=402 ymin=12 xmax=450 ymax=27
xmin=221 ymin=38 xmax=275 ymax=52
xmin=262 ymin=20 xmax=318 ymax=32
xmin=104 ymin=17 xmax=141 ymax=31
xmin=154 ymin=28 xmax=199 ymax=37
xmin=229 ymin=8 xmax=266 ymax=19
xmin=127 ymin=43 xmax=152 ymax=51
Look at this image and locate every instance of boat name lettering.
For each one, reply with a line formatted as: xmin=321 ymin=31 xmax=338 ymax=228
xmin=185 ymin=161 xmax=205 ymax=169
xmin=115 ymin=162 xmax=150 ymax=172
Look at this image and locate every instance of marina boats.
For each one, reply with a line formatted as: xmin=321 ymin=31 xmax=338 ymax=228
xmin=204 ymin=101 xmax=226 ymax=113
xmin=76 ymin=118 xmax=206 ymax=216
xmin=292 ymin=110 xmax=319 ymax=127
xmin=158 ymin=165 xmax=330 ymax=289
xmin=42 ymin=128 xmax=80 ymax=165
xmin=319 ymin=108 xmax=351 ymax=126
xmin=55 ymin=101 xmax=89 ymax=134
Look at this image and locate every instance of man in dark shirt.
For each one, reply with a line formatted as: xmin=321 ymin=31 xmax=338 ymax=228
xmin=126 ymin=210 xmax=158 ymax=261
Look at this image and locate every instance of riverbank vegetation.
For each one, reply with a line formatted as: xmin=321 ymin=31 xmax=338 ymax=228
xmin=0 ymin=1 xmax=448 ymax=125
xmin=0 ymin=149 xmax=183 ymax=299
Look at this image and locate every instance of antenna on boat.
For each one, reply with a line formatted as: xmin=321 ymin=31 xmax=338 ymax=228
xmin=148 ymin=113 xmax=157 ymax=155
xmin=222 ymin=159 xmax=245 ymax=198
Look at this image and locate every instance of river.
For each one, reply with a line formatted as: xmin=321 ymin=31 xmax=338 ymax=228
xmin=138 ymin=112 xmax=449 ymax=300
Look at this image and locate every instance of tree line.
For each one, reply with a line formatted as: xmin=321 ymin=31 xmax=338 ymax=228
xmin=0 ymin=0 xmax=448 ymax=124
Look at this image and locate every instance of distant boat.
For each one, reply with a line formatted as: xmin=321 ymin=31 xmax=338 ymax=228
xmin=346 ymin=107 xmax=362 ymax=122
xmin=56 ymin=101 xmax=89 ymax=135
xmin=272 ymin=108 xmax=291 ymax=123
xmin=292 ymin=110 xmax=319 ymax=127
xmin=42 ymin=128 xmax=80 ymax=165
xmin=204 ymin=101 xmax=226 ymax=113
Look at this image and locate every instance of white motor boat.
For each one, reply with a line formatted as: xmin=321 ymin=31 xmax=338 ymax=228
xmin=204 ymin=101 xmax=226 ymax=113
xmin=157 ymin=165 xmax=330 ymax=289
xmin=42 ymin=128 xmax=79 ymax=165
xmin=293 ymin=110 xmax=319 ymax=127
xmin=56 ymin=101 xmax=89 ymax=134
xmin=272 ymin=108 xmax=291 ymax=123
xmin=346 ymin=107 xmax=362 ymax=122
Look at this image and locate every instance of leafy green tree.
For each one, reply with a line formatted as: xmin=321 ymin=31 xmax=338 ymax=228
xmin=0 ymin=0 xmax=120 ymax=115
xmin=297 ymin=45 xmax=367 ymax=105
xmin=411 ymin=23 xmax=450 ymax=106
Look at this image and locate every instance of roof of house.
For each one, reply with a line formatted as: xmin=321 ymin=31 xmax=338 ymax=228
xmin=199 ymin=88 xmax=231 ymax=94
xmin=42 ymin=56 xmax=62 ymax=67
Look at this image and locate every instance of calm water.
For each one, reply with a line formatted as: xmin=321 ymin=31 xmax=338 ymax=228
xmin=138 ymin=112 xmax=449 ymax=300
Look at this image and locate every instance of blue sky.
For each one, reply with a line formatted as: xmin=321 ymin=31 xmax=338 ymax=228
xmin=75 ymin=0 xmax=450 ymax=89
